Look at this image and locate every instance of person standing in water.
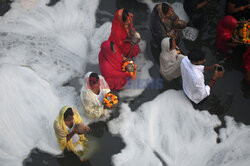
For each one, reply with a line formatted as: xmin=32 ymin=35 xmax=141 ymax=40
xmin=180 ymin=49 xmax=224 ymax=104
xmin=81 ymin=72 xmax=111 ymax=119
xmin=108 ymin=8 xmax=141 ymax=58
xmin=54 ymin=106 xmax=90 ymax=161
xmin=150 ymin=3 xmax=186 ymax=61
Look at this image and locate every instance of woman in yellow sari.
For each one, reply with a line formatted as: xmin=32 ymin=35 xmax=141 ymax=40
xmin=54 ymin=106 xmax=90 ymax=161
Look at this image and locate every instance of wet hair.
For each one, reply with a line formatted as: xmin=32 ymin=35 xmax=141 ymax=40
xmin=110 ymin=42 xmax=114 ymax=51
xmin=187 ymin=49 xmax=206 ymax=62
xmin=89 ymin=72 xmax=99 ymax=85
xmin=64 ymin=108 xmax=73 ymax=120
xmin=122 ymin=9 xmax=129 ymax=23
xmin=162 ymin=3 xmax=170 ymax=15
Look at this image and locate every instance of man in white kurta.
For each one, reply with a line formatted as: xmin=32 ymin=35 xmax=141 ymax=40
xmin=181 ymin=56 xmax=210 ymax=104
xmin=180 ymin=50 xmax=224 ymax=104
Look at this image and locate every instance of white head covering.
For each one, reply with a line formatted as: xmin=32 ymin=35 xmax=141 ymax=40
xmin=81 ymin=72 xmax=110 ymax=103
xmin=160 ymin=37 xmax=184 ymax=81
xmin=161 ymin=37 xmax=171 ymax=53
xmin=82 ymin=72 xmax=93 ymax=93
xmin=80 ymin=72 xmax=111 ymax=119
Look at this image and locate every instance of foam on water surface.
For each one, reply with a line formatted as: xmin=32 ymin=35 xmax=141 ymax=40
xmin=1 ymin=0 xmax=249 ymax=165
xmin=0 ymin=65 xmax=61 ymax=166
xmin=108 ymin=90 xmax=250 ymax=166
xmin=0 ymin=0 xmax=105 ymax=85
xmin=0 ymin=0 xmax=153 ymax=165
xmin=0 ymin=0 xmax=107 ymax=165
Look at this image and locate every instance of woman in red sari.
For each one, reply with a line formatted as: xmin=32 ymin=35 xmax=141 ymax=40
xmin=216 ymin=15 xmax=238 ymax=53
xmin=99 ymin=40 xmax=131 ymax=91
xmin=108 ymin=9 xmax=141 ymax=58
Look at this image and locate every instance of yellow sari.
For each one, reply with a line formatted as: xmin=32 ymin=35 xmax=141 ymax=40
xmin=54 ymin=106 xmax=88 ymax=159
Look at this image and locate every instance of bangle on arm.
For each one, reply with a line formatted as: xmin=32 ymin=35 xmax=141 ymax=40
xmin=208 ymin=78 xmax=216 ymax=87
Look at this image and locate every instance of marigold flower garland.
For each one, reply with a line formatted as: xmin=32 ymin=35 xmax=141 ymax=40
xmin=122 ymin=60 xmax=137 ymax=79
xmin=233 ymin=21 xmax=250 ymax=44
xmin=242 ymin=22 xmax=250 ymax=44
xmin=103 ymin=93 xmax=118 ymax=109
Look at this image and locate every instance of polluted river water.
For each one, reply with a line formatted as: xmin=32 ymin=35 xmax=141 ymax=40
xmin=0 ymin=0 xmax=249 ymax=166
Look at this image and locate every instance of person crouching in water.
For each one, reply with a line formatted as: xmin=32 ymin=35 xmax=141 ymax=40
xmin=150 ymin=2 xmax=186 ymax=61
xmin=81 ymin=72 xmax=111 ymax=119
xmin=160 ymin=37 xmax=185 ymax=81
xmin=54 ymin=106 xmax=90 ymax=161
xmin=99 ymin=41 xmax=132 ymax=91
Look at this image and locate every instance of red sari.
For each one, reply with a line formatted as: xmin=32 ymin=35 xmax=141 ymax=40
xmin=216 ymin=15 xmax=237 ymax=52
xmin=108 ymin=9 xmax=141 ymax=58
xmin=99 ymin=40 xmax=131 ymax=91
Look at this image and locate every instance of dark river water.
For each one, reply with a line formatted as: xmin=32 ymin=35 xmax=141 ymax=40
xmin=1 ymin=0 xmax=250 ymax=166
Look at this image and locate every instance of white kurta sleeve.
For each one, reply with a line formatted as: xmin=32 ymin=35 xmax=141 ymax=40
xmin=193 ymin=77 xmax=210 ymax=104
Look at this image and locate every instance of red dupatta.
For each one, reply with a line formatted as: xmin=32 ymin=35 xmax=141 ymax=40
xmin=99 ymin=41 xmax=124 ymax=73
xmin=216 ymin=15 xmax=238 ymax=52
xmin=108 ymin=9 xmax=140 ymax=58
xmin=109 ymin=9 xmax=133 ymax=47
xmin=99 ymin=41 xmax=131 ymax=90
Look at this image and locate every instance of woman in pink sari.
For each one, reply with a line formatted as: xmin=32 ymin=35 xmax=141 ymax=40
xmin=99 ymin=40 xmax=131 ymax=91
xmin=108 ymin=9 xmax=141 ymax=58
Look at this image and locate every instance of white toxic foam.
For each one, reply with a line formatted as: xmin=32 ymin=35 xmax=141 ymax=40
xmin=108 ymin=90 xmax=250 ymax=166
xmin=0 ymin=0 xmax=108 ymax=165
xmin=0 ymin=65 xmax=61 ymax=166
xmin=89 ymin=22 xmax=112 ymax=64
xmin=0 ymin=0 xmax=155 ymax=165
xmin=0 ymin=0 xmax=103 ymax=85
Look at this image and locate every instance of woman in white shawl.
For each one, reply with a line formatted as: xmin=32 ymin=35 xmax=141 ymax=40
xmin=81 ymin=72 xmax=111 ymax=119
xmin=160 ymin=37 xmax=184 ymax=81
